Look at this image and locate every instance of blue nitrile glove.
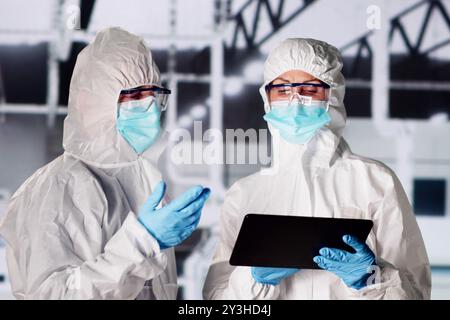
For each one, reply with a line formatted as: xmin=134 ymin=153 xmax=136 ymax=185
xmin=313 ymin=235 xmax=376 ymax=290
xmin=251 ymin=267 xmax=300 ymax=286
xmin=138 ymin=181 xmax=211 ymax=249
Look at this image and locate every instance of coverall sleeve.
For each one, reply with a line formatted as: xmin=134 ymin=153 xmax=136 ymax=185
xmin=202 ymin=182 xmax=280 ymax=300
xmin=339 ymin=171 xmax=431 ymax=300
xmin=2 ymin=176 xmax=168 ymax=300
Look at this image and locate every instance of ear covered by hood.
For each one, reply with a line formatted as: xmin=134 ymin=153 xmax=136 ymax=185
xmin=63 ymin=27 xmax=164 ymax=166
xmin=259 ymin=38 xmax=347 ymax=137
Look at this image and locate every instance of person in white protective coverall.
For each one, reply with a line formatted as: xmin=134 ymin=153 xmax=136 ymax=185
xmin=0 ymin=27 xmax=210 ymax=300
xmin=202 ymin=38 xmax=431 ymax=300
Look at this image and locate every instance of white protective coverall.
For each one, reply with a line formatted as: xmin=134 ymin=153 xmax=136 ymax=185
xmin=0 ymin=27 xmax=177 ymax=300
xmin=203 ymin=38 xmax=431 ymax=300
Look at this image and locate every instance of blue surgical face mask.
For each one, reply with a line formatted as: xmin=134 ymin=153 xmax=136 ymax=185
xmin=263 ymin=101 xmax=331 ymax=145
xmin=116 ymin=96 xmax=161 ymax=154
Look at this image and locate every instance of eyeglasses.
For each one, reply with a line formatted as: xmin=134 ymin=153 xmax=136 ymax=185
xmin=265 ymin=82 xmax=330 ymax=105
xmin=119 ymin=85 xmax=171 ymax=111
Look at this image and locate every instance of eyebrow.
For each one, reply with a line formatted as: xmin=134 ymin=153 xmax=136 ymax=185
xmin=272 ymin=77 xmax=290 ymax=83
xmin=120 ymin=91 xmax=140 ymax=95
xmin=272 ymin=77 xmax=321 ymax=84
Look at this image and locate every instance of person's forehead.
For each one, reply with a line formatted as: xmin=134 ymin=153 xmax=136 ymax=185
xmin=273 ymin=70 xmax=320 ymax=83
xmin=137 ymin=85 xmax=153 ymax=89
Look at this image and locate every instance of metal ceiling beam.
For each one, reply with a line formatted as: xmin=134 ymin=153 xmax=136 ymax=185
xmin=342 ymin=0 xmax=450 ymax=59
xmin=227 ymin=0 xmax=316 ymax=53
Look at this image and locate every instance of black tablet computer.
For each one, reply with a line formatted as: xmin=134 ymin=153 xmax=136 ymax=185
xmin=229 ymin=214 xmax=373 ymax=269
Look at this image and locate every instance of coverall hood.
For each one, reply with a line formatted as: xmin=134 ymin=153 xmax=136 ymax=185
xmin=63 ymin=27 xmax=166 ymax=166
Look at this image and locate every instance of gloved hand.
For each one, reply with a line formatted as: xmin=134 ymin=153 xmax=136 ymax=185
xmin=138 ymin=181 xmax=210 ymax=249
xmin=313 ymin=235 xmax=376 ymax=290
xmin=251 ymin=267 xmax=299 ymax=286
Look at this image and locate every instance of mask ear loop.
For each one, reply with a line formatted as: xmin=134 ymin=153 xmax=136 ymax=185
xmin=325 ymin=84 xmax=335 ymax=112
xmin=324 ymin=87 xmax=332 ymax=127
xmin=159 ymin=95 xmax=168 ymax=112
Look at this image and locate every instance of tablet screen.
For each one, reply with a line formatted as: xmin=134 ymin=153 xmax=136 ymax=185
xmin=229 ymin=214 xmax=373 ymax=269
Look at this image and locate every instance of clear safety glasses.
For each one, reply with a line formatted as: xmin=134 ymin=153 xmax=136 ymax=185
xmin=118 ymin=84 xmax=171 ymax=112
xmin=265 ymin=82 xmax=330 ymax=108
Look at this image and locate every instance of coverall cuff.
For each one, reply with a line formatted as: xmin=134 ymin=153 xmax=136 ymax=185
xmin=112 ymin=211 xmax=169 ymax=280
xmin=227 ymin=267 xmax=280 ymax=300
xmin=122 ymin=211 xmax=165 ymax=257
xmin=341 ymin=262 xmax=407 ymax=299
